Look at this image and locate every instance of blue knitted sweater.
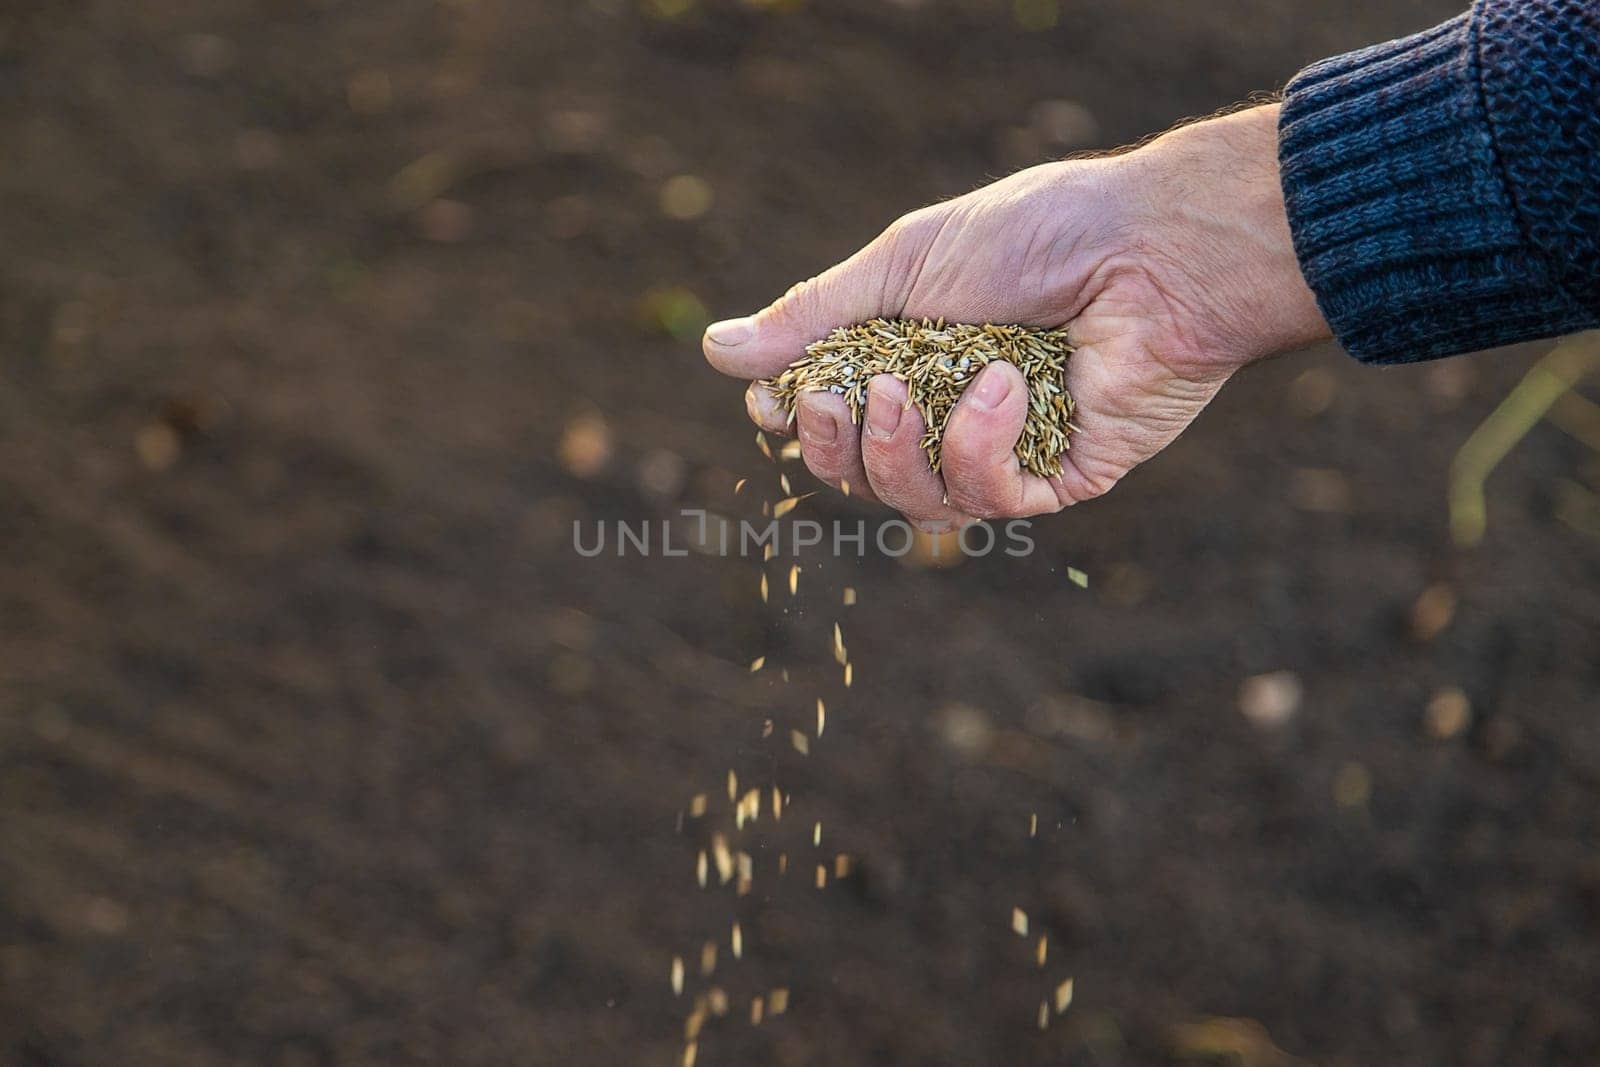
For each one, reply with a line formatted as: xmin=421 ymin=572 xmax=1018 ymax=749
xmin=1278 ymin=0 xmax=1600 ymax=364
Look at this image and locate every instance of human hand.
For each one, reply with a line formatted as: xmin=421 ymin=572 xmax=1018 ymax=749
xmin=702 ymin=104 xmax=1330 ymax=523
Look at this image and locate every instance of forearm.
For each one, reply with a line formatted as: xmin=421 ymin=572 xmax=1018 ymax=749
xmin=1278 ymin=0 xmax=1600 ymax=364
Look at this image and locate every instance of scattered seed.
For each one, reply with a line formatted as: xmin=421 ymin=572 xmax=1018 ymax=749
xmin=1036 ymin=936 xmax=1047 ymax=968
xmin=683 ymin=1040 xmax=698 ymax=1067
xmin=840 ymin=478 xmax=851 ymax=497
xmin=790 ymin=729 xmax=810 ymax=756
xmin=769 ymin=988 xmax=790 ymax=1015
xmin=671 ymin=956 xmax=684 ymax=996
xmin=755 ymin=432 xmax=773 ymax=461
xmin=772 ymin=786 xmax=783 ymax=820
xmin=708 ymin=987 xmax=728 ymax=1016
xmin=758 ymin=319 xmax=1076 ymax=478
xmin=832 ymin=623 xmax=847 ymax=665
xmin=734 ymin=478 xmax=747 ymax=494
xmin=761 ymin=718 xmax=773 ymax=738
xmin=749 ymin=656 xmax=765 ymax=673
xmin=763 ymin=544 xmax=776 ymax=562
xmin=842 ymin=586 xmax=857 ymax=606
xmin=778 ymin=852 xmax=788 ymax=875
xmin=1012 ymin=907 xmax=1029 ymax=937
xmin=700 ymin=940 xmax=717 ymax=976
xmin=834 ymin=853 xmax=852 ymax=878
xmin=779 ymin=472 xmax=792 ymax=496
xmin=689 ymin=793 xmax=708 ymax=818
xmin=713 ymin=835 xmax=734 ymax=884
xmin=1037 ymin=1001 xmax=1050 ymax=1031
xmin=685 ymin=1001 xmax=706 ymax=1041
xmin=1066 ymin=567 xmax=1088 ymax=588
xmin=779 ymin=439 xmax=803 ymax=461
xmin=1029 ymin=812 xmax=1037 ymax=837
xmin=750 ymin=996 xmax=765 ymax=1026
xmin=1054 ymin=978 xmax=1074 ymax=1014
xmin=812 ymin=821 xmax=822 ymax=847
xmin=816 ymin=698 xmax=826 ymax=738
xmin=759 ymin=573 xmax=768 ymax=603
xmin=788 ymin=564 xmax=799 ymax=596
xmin=844 ymin=662 xmax=853 ymax=687
xmin=696 ymin=850 xmax=707 ymax=888
xmin=773 ymin=494 xmax=813 ymax=518
xmin=727 ymin=770 xmax=738 ymax=802
xmin=815 ymin=864 xmax=827 ymax=889
xmin=731 ymin=922 xmax=743 ymax=959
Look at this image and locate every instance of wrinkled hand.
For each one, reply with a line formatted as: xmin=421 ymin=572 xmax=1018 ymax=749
xmin=703 ymin=104 xmax=1330 ymax=524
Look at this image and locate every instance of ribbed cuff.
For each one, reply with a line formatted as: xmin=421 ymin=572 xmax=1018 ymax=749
xmin=1278 ymin=12 xmax=1594 ymax=364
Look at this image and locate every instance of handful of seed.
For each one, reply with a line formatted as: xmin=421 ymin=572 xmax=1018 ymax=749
xmin=759 ymin=318 xmax=1076 ymax=478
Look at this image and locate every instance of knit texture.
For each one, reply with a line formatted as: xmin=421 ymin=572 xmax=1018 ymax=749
xmin=1278 ymin=1 xmax=1600 ymax=364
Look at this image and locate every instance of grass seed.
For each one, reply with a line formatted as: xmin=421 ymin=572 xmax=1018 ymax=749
xmin=759 ymin=319 xmax=1076 ymax=478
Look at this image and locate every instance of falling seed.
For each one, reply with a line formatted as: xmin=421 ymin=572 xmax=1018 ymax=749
xmin=671 ymin=956 xmax=685 ymax=995
xmin=788 ymin=564 xmax=799 ymax=596
xmin=763 ymin=544 xmax=776 ymax=562
xmin=1036 ymin=936 xmax=1047 ymax=967
xmin=844 ymin=662 xmax=853 ymax=687
xmin=761 ymin=718 xmax=773 ymax=738
xmin=713 ymin=836 xmax=734 ymax=883
xmin=815 ymin=864 xmax=827 ymax=889
xmin=727 ymin=770 xmax=738 ymax=802
xmin=772 ymin=786 xmax=783 ymax=820
xmin=1037 ymin=1001 xmax=1050 ymax=1031
xmin=773 ymin=494 xmax=812 ymax=518
xmin=790 ymin=729 xmax=810 ymax=756
xmin=816 ymin=698 xmax=826 ymax=738
xmin=779 ymin=440 xmax=803 ymax=461
xmin=689 ymin=793 xmax=708 ymax=818
xmin=834 ymin=853 xmax=851 ymax=878
xmin=781 ymin=668 xmax=789 ymax=683
xmin=1029 ymin=813 xmax=1038 ymax=837
xmin=731 ymin=923 xmax=742 ymax=959
xmin=682 ymin=1041 xmax=698 ymax=1067
xmin=1054 ymin=978 xmax=1074 ymax=1014
xmin=813 ymin=821 xmax=822 ymax=847
xmin=779 ymin=472 xmax=792 ymax=495
xmin=685 ymin=1001 xmax=706 ymax=1041
xmin=1011 ymin=907 xmax=1029 ymax=937
xmin=832 ymin=623 xmax=847 ymax=664
xmin=749 ymin=656 xmax=765 ymax=673
xmin=842 ymin=586 xmax=857 ymax=606
xmin=769 ymin=988 xmax=790 ymax=1015
xmin=696 ymin=850 xmax=708 ymax=888
xmin=736 ymin=851 xmax=754 ymax=894
xmin=734 ymin=478 xmax=747 ymax=494
xmin=755 ymin=432 xmax=773 ymax=460
xmin=750 ymin=995 xmax=765 ymax=1026
xmin=708 ymin=987 xmax=728 ymax=1015
xmin=700 ymin=941 xmax=717 ymax=976
xmin=840 ymin=478 xmax=851 ymax=497
xmin=1066 ymin=567 xmax=1088 ymax=588
xmin=759 ymin=574 xmax=768 ymax=603
xmin=778 ymin=853 xmax=788 ymax=875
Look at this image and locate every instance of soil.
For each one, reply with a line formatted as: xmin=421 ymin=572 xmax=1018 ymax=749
xmin=2 ymin=2 xmax=1598 ymax=1065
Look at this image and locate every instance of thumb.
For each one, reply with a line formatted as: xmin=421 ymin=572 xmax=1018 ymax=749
xmin=702 ymin=228 xmax=909 ymax=380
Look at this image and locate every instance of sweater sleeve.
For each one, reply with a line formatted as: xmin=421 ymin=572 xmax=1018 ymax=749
xmin=1277 ymin=0 xmax=1600 ymax=365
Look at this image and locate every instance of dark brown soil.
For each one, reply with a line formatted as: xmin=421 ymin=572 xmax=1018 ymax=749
xmin=3 ymin=2 xmax=1598 ymax=1065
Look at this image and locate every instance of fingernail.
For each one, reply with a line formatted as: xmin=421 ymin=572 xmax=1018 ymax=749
xmin=969 ymin=366 xmax=1012 ymax=411
xmin=865 ymin=387 xmax=902 ymax=438
xmin=802 ymin=406 xmax=838 ymax=445
xmin=746 ymin=385 xmax=780 ymax=426
xmin=707 ymin=316 xmax=754 ymax=347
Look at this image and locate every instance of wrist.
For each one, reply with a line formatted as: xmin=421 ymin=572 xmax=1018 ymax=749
xmin=1129 ymin=104 xmax=1331 ymax=370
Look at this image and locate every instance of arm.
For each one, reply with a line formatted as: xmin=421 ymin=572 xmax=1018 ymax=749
xmin=1280 ymin=0 xmax=1600 ymax=362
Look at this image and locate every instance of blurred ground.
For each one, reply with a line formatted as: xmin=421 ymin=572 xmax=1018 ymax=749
xmin=2 ymin=1 xmax=1599 ymax=1065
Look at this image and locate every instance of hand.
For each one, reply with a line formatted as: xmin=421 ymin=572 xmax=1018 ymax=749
xmin=702 ymin=104 xmax=1331 ymax=524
